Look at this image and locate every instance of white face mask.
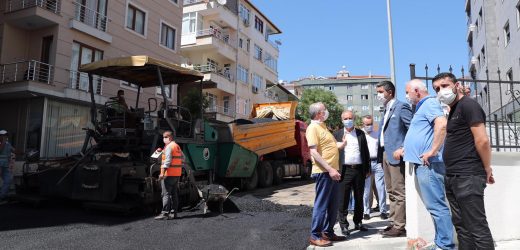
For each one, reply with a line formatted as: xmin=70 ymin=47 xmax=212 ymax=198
xmin=364 ymin=125 xmax=373 ymax=132
xmin=437 ymin=88 xmax=456 ymax=105
xmin=405 ymin=94 xmax=413 ymax=105
xmin=343 ymin=119 xmax=354 ymax=129
xmin=376 ymin=93 xmax=386 ymax=102
xmin=322 ymin=109 xmax=329 ymax=121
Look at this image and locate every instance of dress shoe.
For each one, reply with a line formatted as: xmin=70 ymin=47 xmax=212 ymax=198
xmin=378 ymin=225 xmax=393 ymax=234
xmin=309 ymin=238 xmax=332 ymax=247
xmin=322 ymin=233 xmax=347 ymax=242
xmin=380 ymin=212 xmax=388 ymax=220
xmin=363 ymin=214 xmax=370 ymax=220
xmin=154 ymin=213 xmax=169 ymax=220
xmin=382 ymin=227 xmax=406 ymax=238
xmin=354 ymin=224 xmax=368 ymax=231
xmin=340 ymin=224 xmax=350 ymax=235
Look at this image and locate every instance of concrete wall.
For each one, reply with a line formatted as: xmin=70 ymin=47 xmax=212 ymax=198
xmin=406 ymin=152 xmax=520 ymax=243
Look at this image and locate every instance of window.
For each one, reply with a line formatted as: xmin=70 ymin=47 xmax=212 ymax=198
xmin=481 ymin=46 xmax=486 ymax=62
xmin=182 ymin=12 xmax=200 ymax=35
xmin=362 ymin=106 xmax=369 ymax=111
xmin=361 ymin=84 xmax=369 ymax=89
xmin=207 ymin=58 xmax=218 ymax=71
xmin=169 ymin=0 xmax=178 ymax=5
xmin=361 ymin=94 xmax=369 ymax=100
xmin=254 ymin=44 xmax=262 ymax=61
xmin=237 ymin=65 xmax=249 ymax=83
xmin=156 ymin=85 xmax=173 ymax=99
xmin=254 ymin=16 xmax=264 ymax=34
xmin=252 ymin=73 xmax=262 ymax=93
xmin=504 ymin=21 xmax=511 ymax=46
xmin=239 ymin=4 xmax=250 ymax=25
xmin=160 ymin=22 xmax=176 ymax=50
xmin=238 ymin=38 xmax=243 ymax=48
xmin=223 ymin=96 xmax=230 ymax=114
xmin=328 ymin=85 xmax=335 ymax=91
xmin=126 ymin=4 xmax=146 ymax=35
xmin=246 ymin=39 xmax=250 ymax=52
xmin=264 ymin=52 xmax=277 ymax=72
xmin=70 ymin=41 xmax=103 ymax=94
xmin=477 ymin=8 xmax=482 ymax=31
xmin=347 ymin=95 xmax=353 ymax=101
xmin=507 ymin=68 xmax=513 ymax=81
xmin=121 ymin=81 xmax=138 ymax=89
xmin=206 ymin=93 xmax=217 ymax=111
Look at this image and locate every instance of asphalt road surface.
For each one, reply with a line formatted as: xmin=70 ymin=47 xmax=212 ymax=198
xmin=0 ymin=179 xmax=314 ymax=250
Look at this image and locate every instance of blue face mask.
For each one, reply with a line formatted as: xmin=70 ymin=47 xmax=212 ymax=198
xmin=343 ymin=119 xmax=354 ymax=129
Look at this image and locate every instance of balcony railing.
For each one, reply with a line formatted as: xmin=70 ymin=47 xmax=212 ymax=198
xmin=205 ymin=105 xmax=234 ymax=116
xmin=69 ymin=70 xmax=103 ymax=94
xmin=73 ymin=1 xmax=108 ymax=32
xmin=0 ymin=60 xmax=53 ymax=84
xmin=268 ymin=39 xmax=279 ymax=50
xmin=192 ymin=64 xmax=234 ymax=82
xmin=183 ymin=0 xmax=205 ymax=5
xmin=196 ymin=28 xmax=237 ymax=48
xmin=6 ymin=0 xmax=61 ymax=14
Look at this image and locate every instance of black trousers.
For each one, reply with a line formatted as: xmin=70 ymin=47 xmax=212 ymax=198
xmin=338 ymin=166 xmax=365 ymax=226
xmin=161 ymin=176 xmax=180 ymax=214
xmin=445 ymin=175 xmax=494 ymax=250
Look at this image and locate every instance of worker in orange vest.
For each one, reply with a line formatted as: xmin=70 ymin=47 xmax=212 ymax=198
xmin=154 ymin=130 xmax=183 ymax=220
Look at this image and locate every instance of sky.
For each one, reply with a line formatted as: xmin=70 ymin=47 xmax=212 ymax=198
xmin=251 ymin=0 xmax=468 ymax=100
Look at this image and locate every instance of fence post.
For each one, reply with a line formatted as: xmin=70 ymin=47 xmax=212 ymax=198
xmin=494 ymin=114 xmax=500 ymax=152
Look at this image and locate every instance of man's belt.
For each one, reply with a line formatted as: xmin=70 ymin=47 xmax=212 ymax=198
xmin=370 ymin=158 xmax=378 ymax=161
xmin=343 ymin=164 xmax=361 ymax=169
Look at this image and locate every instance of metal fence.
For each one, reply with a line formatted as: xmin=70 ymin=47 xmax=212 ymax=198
xmin=410 ymin=63 xmax=520 ymax=152
xmin=73 ymin=1 xmax=108 ymax=32
xmin=0 ymin=60 xmax=53 ymax=84
xmin=6 ymin=0 xmax=61 ymax=14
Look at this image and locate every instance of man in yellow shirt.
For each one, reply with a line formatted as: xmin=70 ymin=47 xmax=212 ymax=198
xmin=306 ymin=102 xmax=346 ymax=247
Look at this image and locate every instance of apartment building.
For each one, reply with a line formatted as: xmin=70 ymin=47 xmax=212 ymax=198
xmin=0 ymin=0 xmax=186 ymax=158
xmin=291 ymin=68 xmax=389 ymax=124
xmin=466 ymin=0 xmax=520 ymax=117
xmin=180 ymin=0 xmax=283 ymax=122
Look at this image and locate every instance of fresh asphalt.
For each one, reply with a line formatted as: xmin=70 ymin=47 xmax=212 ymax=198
xmin=0 ymin=179 xmax=313 ymax=250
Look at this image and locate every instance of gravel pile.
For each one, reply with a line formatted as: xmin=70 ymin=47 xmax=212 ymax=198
xmin=230 ymin=195 xmax=313 ymax=218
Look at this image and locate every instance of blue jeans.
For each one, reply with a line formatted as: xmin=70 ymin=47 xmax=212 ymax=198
xmin=0 ymin=165 xmax=12 ymax=199
xmin=311 ymin=173 xmax=340 ymax=240
xmin=415 ymin=162 xmax=455 ymax=250
xmin=363 ymin=160 xmax=388 ymax=214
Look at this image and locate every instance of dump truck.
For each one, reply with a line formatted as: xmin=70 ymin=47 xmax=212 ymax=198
xmin=15 ymin=56 xmax=311 ymax=212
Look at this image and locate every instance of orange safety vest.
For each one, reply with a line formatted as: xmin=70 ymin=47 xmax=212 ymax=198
xmin=162 ymin=142 xmax=183 ymax=177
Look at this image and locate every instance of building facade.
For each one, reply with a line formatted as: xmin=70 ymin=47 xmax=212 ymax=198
xmin=291 ymin=68 xmax=389 ymax=125
xmin=180 ymin=0 xmax=283 ymax=122
xmin=466 ymin=0 xmax=520 ymax=117
xmin=0 ymin=0 xmax=187 ymax=158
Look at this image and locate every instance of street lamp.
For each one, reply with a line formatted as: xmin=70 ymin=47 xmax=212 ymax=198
xmin=386 ymin=0 xmax=396 ymax=86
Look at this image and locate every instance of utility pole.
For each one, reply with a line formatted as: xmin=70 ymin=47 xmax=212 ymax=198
xmin=386 ymin=0 xmax=396 ymax=86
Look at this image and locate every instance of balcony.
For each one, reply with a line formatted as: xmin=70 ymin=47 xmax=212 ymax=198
xmin=192 ymin=64 xmax=235 ymax=94
xmin=70 ymin=1 xmax=112 ymax=43
xmin=4 ymin=0 xmax=61 ymax=29
xmin=183 ymin=0 xmax=237 ymax=28
xmin=204 ymin=105 xmax=235 ymax=122
xmin=69 ymin=70 xmax=103 ymax=95
xmin=182 ymin=29 xmax=237 ymax=61
xmin=0 ymin=60 xmax=53 ymax=85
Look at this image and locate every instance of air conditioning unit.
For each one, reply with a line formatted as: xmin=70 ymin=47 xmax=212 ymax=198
xmin=243 ymin=19 xmax=250 ymax=27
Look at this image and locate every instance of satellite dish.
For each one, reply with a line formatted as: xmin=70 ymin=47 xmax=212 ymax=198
xmin=217 ymin=0 xmax=227 ymax=5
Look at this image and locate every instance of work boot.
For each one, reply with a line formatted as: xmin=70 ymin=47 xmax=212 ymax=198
xmin=154 ymin=213 xmax=169 ymax=220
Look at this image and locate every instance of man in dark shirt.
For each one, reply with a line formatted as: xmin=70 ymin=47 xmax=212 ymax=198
xmin=432 ymin=72 xmax=495 ymax=250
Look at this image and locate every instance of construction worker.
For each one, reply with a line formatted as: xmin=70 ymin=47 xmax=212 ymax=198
xmin=0 ymin=130 xmax=15 ymax=204
xmin=155 ymin=130 xmax=183 ymax=220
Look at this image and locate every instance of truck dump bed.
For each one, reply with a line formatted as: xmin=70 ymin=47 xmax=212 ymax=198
xmin=228 ymin=101 xmax=298 ymax=156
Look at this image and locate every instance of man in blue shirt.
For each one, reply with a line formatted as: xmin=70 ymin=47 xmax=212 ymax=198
xmin=403 ymin=79 xmax=455 ymax=250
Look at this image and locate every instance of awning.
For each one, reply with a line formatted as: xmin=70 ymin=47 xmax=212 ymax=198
xmin=79 ymin=56 xmax=204 ymax=88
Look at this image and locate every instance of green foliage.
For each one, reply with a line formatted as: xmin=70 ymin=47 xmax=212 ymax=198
xmin=181 ymin=89 xmax=208 ymax=118
xmin=296 ymin=88 xmax=344 ymax=129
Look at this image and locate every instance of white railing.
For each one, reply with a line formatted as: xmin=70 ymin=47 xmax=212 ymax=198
xmin=205 ymin=105 xmax=234 ymax=116
xmin=69 ymin=70 xmax=103 ymax=95
xmin=196 ymin=28 xmax=237 ymax=48
xmin=73 ymin=1 xmax=108 ymax=32
xmin=183 ymin=0 xmax=205 ymax=5
xmin=192 ymin=64 xmax=234 ymax=82
xmin=6 ymin=0 xmax=61 ymax=14
xmin=0 ymin=60 xmax=53 ymax=84
xmin=268 ymin=40 xmax=279 ymax=50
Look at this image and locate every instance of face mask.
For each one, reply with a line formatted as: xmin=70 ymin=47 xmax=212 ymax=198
xmin=343 ymin=119 xmax=354 ymax=129
xmin=322 ymin=109 xmax=329 ymax=121
xmin=163 ymin=137 xmax=171 ymax=145
xmin=405 ymin=94 xmax=413 ymax=105
xmin=364 ymin=125 xmax=373 ymax=132
xmin=376 ymin=93 xmax=386 ymax=102
xmin=438 ymin=88 xmax=456 ymax=105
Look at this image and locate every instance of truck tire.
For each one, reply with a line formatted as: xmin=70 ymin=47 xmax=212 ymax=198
xmin=272 ymin=161 xmax=284 ymax=185
xmin=300 ymin=161 xmax=312 ymax=180
xmin=243 ymin=167 xmax=258 ymax=191
xmin=258 ymin=161 xmax=273 ymax=188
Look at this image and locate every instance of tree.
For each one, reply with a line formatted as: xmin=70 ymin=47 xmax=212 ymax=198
xmin=181 ymin=88 xmax=209 ymax=119
xmin=296 ymin=88 xmax=344 ymax=129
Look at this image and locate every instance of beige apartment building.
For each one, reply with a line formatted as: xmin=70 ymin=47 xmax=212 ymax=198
xmin=180 ymin=0 xmax=286 ymax=122
xmin=0 ymin=0 xmax=187 ymax=158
